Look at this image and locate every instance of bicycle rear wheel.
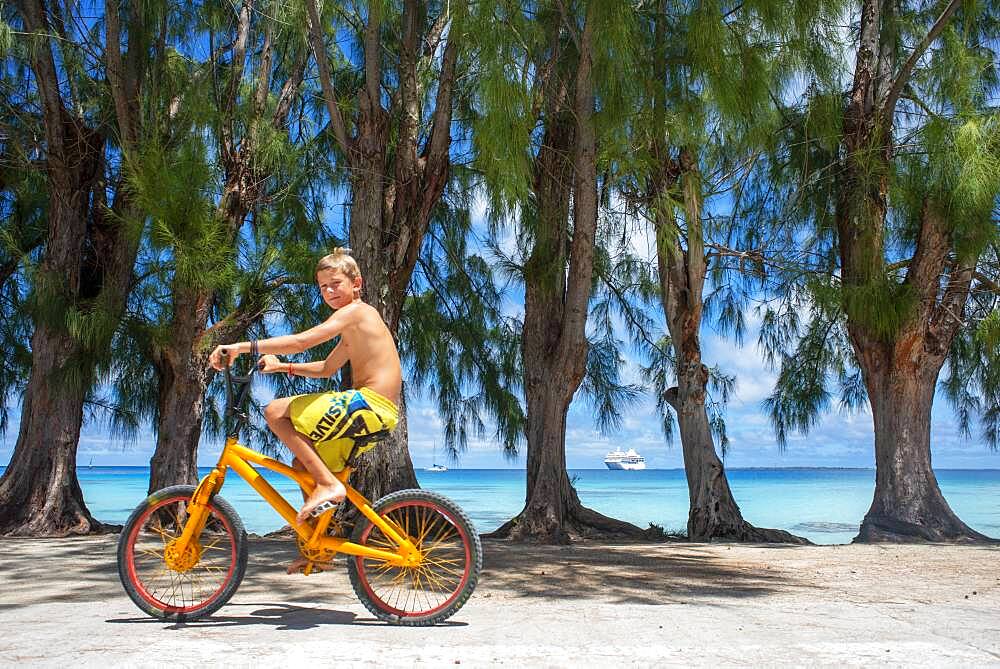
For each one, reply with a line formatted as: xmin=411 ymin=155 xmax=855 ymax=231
xmin=347 ymin=489 xmax=482 ymax=626
xmin=117 ymin=485 xmax=248 ymax=621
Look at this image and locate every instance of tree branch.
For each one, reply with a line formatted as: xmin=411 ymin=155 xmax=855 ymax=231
xmin=972 ymin=270 xmax=1000 ymax=295
xmin=395 ymin=0 xmax=421 ymax=178
xmin=16 ymin=0 xmax=67 ymax=157
xmin=363 ymin=0 xmax=382 ymax=111
xmin=422 ymin=22 xmax=458 ymax=169
xmin=557 ymin=4 xmax=596 ymax=375
xmin=305 ymin=0 xmax=352 ymax=157
xmin=271 ymin=52 xmax=306 ymax=129
xmin=221 ymin=0 xmax=253 ymax=165
xmin=423 ymin=8 xmax=449 ymax=57
xmin=104 ymin=0 xmax=136 ymax=148
xmin=879 ymin=0 xmax=962 ymax=131
xmin=253 ymin=20 xmax=273 ymax=118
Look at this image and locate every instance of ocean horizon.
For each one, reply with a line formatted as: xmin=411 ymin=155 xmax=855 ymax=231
xmin=6 ymin=465 xmax=998 ymax=544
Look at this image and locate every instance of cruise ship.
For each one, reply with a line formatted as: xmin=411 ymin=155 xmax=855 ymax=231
xmin=603 ymin=448 xmax=646 ymax=470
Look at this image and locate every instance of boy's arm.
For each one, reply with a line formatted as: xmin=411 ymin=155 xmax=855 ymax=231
xmin=209 ymin=306 xmax=355 ymax=370
xmin=270 ymin=341 xmax=348 ymax=378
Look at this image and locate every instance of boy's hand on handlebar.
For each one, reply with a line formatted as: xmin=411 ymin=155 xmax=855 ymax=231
xmin=209 ymin=345 xmax=239 ymax=371
xmin=257 ymin=354 xmax=285 ymax=374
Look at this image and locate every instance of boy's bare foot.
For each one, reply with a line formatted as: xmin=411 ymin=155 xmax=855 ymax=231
xmin=296 ymin=481 xmax=347 ymax=524
xmin=286 ymin=557 xmax=332 ymax=575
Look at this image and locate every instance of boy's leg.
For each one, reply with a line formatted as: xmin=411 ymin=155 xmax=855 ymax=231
xmin=264 ymin=398 xmax=346 ymax=524
xmin=283 ymin=457 xmax=333 ymax=575
xmin=290 ymin=457 xmax=308 ymax=503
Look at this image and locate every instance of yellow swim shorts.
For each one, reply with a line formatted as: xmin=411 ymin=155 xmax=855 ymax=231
xmin=288 ymin=388 xmax=399 ymax=472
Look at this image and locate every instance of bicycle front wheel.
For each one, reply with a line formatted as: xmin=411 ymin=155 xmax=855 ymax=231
xmin=347 ymin=489 xmax=482 ymax=626
xmin=117 ymin=485 xmax=248 ymax=621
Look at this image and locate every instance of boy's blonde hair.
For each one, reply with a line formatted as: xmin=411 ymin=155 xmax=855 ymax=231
xmin=316 ymin=247 xmax=360 ymax=280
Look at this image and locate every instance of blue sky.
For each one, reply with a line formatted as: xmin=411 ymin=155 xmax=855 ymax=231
xmin=2 ymin=199 xmax=995 ymax=472
xmin=2 ymin=201 xmax=997 ymax=471
xmin=2 ymin=19 xmax=996 ymax=471
xmin=2 ymin=308 xmax=996 ymax=470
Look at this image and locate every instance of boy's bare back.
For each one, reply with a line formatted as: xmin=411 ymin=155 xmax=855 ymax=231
xmin=333 ymin=301 xmax=402 ymax=404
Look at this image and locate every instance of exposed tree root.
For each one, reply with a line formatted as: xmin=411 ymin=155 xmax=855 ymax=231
xmin=688 ymin=503 xmax=810 ymax=544
xmin=486 ymin=501 xmax=667 ymax=544
xmin=0 ymin=510 xmax=111 ymax=538
xmin=697 ymin=519 xmax=810 ymax=544
xmin=856 ymin=513 xmax=996 ymax=544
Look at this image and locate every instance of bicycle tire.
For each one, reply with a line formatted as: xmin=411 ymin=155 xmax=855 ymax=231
xmin=117 ymin=484 xmax=248 ymax=621
xmin=347 ymin=489 xmax=482 ymax=626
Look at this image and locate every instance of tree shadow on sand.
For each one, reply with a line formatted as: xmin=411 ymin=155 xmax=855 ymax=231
xmin=480 ymin=539 xmax=817 ymax=605
xmin=0 ymin=536 xmax=358 ymax=610
xmin=0 ymin=535 xmax=817 ymax=612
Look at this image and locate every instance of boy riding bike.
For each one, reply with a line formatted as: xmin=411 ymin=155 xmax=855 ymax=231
xmin=119 ymin=249 xmax=479 ymax=623
xmin=208 ymin=248 xmax=401 ymax=530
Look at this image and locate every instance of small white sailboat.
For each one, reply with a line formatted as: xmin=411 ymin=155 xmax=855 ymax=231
xmin=425 ymin=445 xmax=448 ymax=472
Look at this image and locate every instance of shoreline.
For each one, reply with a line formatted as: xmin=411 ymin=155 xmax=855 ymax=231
xmin=1 ymin=535 xmax=998 ymax=666
xmin=5 ymin=468 xmax=997 ymax=545
xmin=10 ymin=465 xmax=1000 ymax=471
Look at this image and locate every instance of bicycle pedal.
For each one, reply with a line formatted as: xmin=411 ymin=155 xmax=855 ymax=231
xmin=309 ymin=500 xmax=338 ymax=518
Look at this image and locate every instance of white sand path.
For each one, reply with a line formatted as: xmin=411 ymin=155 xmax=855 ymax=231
xmin=0 ymin=536 xmax=998 ymax=667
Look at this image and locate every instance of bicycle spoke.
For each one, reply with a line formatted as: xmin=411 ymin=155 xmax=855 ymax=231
xmin=127 ymin=497 xmax=237 ymax=615
xmin=354 ymin=500 xmax=474 ymax=618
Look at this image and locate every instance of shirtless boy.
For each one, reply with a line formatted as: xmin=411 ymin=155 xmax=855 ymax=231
xmin=208 ymin=248 xmax=402 ymax=527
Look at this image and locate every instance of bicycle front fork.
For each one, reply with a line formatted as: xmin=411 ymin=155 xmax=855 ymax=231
xmin=174 ymin=467 xmax=228 ymax=556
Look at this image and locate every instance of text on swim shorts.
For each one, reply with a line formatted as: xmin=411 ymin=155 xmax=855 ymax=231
xmin=309 ymin=391 xmax=374 ymax=443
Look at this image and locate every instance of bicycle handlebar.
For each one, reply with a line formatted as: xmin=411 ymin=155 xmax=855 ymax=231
xmin=221 ymin=343 xmax=261 ymax=438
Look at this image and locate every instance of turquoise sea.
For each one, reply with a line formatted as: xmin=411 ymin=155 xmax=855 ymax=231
xmin=5 ymin=467 xmax=999 ymax=544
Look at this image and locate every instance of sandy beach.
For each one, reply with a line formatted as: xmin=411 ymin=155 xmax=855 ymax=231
xmin=1 ymin=535 xmax=997 ymax=667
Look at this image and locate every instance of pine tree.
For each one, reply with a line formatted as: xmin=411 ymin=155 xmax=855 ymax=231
xmin=609 ymin=0 xmax=849 ymax=542
xmin=762 ymin=0 xmax=1000 ymax=542
xmin=303 ymin=0 xmax=468 ymax=501
xmin=475 ymin=0 xmax=655 ymax=542
xmin=113 ymin=0 xmax=313 ymax=493
xmin=0 ymin=0 xmax=159 ymax=535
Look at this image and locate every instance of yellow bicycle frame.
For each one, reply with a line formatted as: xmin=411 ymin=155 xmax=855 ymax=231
xmin=176 ymin=436 xmax=420 ymax=569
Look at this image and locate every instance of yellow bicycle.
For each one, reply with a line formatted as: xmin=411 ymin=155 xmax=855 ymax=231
xmin=116 ymin=359 xmax=481 ymax=625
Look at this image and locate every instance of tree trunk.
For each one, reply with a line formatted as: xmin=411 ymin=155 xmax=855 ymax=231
xmin=146 ymin=278 xmax=269 ymax=494
xmin=150 ymin=362 xmax=208 ymax=492
xmin=348 ymin=162 xmax=420 ymax=502
xmin=835 ymin=0 xmax=987 ymax=543
xmin=491 ymin=7 xmax=650 ymax=544
xmin=0 ymin=0 xmax=137 ymax=534
xmin=651 ymin=151 xmax=805 ymax=543
xmin=670 ymin=361 xmax=806 ymax=544
xmin=147 ymin=285 xmax=213 ymax=493
xmin=0 ymin=328 xmax=102 ymax=535
xmin=0 ymin=108 xmax=107 ymax=535
xmin=491 ymin=372 xmax=649 ymax=543
xmin=348 ymin=391 xmax=417 ymax=503
xmin=854 ymin=346 xmax=991 ymax=542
